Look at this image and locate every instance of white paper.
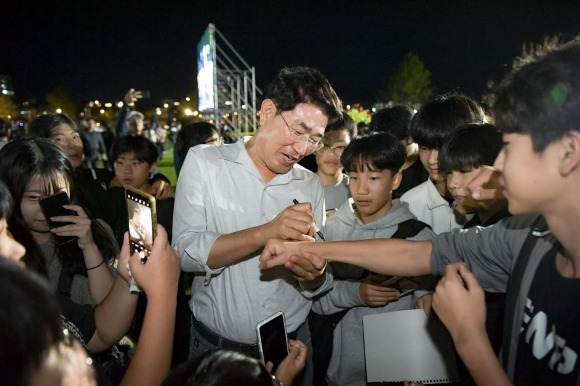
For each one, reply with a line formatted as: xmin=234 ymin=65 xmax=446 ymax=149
xmin=363 ymin=309 xmax=460 ymax=384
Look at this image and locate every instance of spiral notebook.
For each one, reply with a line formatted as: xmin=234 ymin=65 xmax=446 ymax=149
xmin=363 ymin=309 xmax=460 ymax=384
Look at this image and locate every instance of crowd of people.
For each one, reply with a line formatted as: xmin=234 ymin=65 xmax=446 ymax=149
xmin=1 ymin=36 xmax=579 ymax=386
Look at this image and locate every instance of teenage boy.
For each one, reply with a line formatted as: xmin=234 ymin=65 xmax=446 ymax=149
xmin=314 ymin=113 xmax=356 ymax=216
xmin=370 ymin=104 xmax=429 ymax=198
xmin=173 ymin=67 xmax=342 ymax=386
xmin=260 ymin=39 xmax=580 ymax=385
xmin=439 ymin=123 xmax=509 ymax=229
xmin=310 ymin=132 xmax=436 ymax=385
xmin=400 ymin=94 xmax=485 ymax=234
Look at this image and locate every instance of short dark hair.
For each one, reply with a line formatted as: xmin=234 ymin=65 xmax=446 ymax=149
xmin=494 ymin=37 xmax=580 ymax=152
xmin=0 ymin=258 xmax=63 ymax=386
xmin=325 ymin=112 xmax=357 ymax=138
xmin=175 ymin=121 xmax=219 ymax=161
xmin=28 ymin=113 xmax=78 ymax=138
xmin=110 ymin=135 xmax=158 ymax=165
xmin=341 ymin=132 xmax=407 ymax=174
xmin=264 ymin=66 xmax=343 ymax=124
xmin=370 ymin=104 xmax=414 ymax=141
xmin=439 ymin=123 xmax=503 ymax=174
xmin=162 ymin=349 xmax=273 ymax=386
xmin=410 ymin=94 xmax=484 ymax=149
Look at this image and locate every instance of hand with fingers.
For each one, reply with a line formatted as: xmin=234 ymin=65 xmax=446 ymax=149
xmin=359 ymin=274 xmax=400 ymax=307
xmin=124 ymin=88 xmax=142 ymax=107
xmin=49 ymin=204 xmax=95 ymax=250
xmin=268 ymin=339 xmax=308 ymax=386
xmin=261 ymin=202 xmax=318 ymax=243
xmin=466 ymin=165 xmax=504 ymax=201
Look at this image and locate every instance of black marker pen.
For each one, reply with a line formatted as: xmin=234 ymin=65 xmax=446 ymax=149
xmin=292 ymin=199 xmax=325 ymax=241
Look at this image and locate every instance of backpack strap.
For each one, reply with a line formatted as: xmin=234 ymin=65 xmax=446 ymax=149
xmin=501 ymin=215 xmax=547 ymax=369
xmin=391 ymin=219 xmax=431 ymax=240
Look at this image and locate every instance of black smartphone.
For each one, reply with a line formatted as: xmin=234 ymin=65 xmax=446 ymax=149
xmin=125 ymin=187 xmax=157 ymax=264
xmin=140 ymin=90 xmax=151 ymax=99
xmin=256 ymin=312 xmax=289 ymax=373
xmin=38 ymin=191 xmax=77 ymax=245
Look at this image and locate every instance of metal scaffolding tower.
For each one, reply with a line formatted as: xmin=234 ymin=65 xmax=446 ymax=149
xmin=198 ymin=24 xmax=262 ymax=135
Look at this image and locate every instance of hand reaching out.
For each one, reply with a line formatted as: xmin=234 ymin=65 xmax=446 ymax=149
xmin=467 ymin=165 xmax=504 ymax=201
xmin=268 ymin=339 xmax=308 ymax=386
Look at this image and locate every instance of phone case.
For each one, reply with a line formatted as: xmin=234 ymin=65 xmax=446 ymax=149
xmin=256 ymin=311 xmax=289 ymax=373
xmin=125 ymin=187 xmax=157 ymax=263
xmin=38 ymin=192 xmax=77 ymax=245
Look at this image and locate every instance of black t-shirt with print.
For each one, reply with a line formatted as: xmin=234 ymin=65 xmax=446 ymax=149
xmin=514 ymin=245 xmax=580 ymax=385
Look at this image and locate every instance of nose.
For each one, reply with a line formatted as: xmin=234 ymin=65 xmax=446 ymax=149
xmin=291 ymin=140 xmax=310 ymax=156
xmin=447 ymin=171 xmax=461 ymax=190
xmin=494 ymin=149 xmax=505 ymax=171
xmin=428 ymin=149 xmax=439 ymax=165
xmin=355 ymin=178 xmax=369 ymax=195
xmin=3 ymin=234 xmax=26 ymax=263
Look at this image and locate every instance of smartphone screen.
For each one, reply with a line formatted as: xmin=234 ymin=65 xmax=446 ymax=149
xmin=38 ymin=192 xmax=77 ymax=245
xmin=125 ymin=187 xmax=157 ymax=263
xmin=257 ymin=312 xmax=289 ymax=373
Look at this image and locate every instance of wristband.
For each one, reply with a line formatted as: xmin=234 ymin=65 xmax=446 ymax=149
xmin=86 ymin=260 xmax=105 ymax=271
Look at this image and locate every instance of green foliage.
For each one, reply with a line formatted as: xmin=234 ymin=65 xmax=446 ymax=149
xmin=378 ymin=53 xmax=433 ymax=105
xmin=0 ymin=95 xmax=19 ymax=120
xmin=46 ymin=86 xmax=78 ymax=118
xmin=345 ymin=105 xmax=372 ymax=124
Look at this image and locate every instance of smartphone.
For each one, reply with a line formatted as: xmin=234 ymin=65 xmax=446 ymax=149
xmin=140 ymin=90 xmax=151 ymax=99
xmin=38 ymin=192 xmax=77 ymax=245
xmin=125 ymin=187 xmax=157 ymax=264
xmin=256 ymin=312 xmax=289 ymax=373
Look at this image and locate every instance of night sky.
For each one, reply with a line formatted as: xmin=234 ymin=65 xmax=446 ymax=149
xmin=2 ymin=0 xmax=579 ymax=107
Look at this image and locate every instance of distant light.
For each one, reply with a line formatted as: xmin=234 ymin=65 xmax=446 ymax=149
xmin=346 ymin=105 xmax=351 ymax=110
xmin=7 ymin=115 xmax=11 ymax=119
xmin=117 ymin=101 xmax=124 ymax=108
xmin=371 ymin=108 xmax=376 ymax=112
xmin=94 ymin=100 xmax=100 ymax=105
xmin=241 ymin=104 xmax=247 ymax=110
xmin=100 ymin=109 xmax=105 ymax=114
xmin=56 ymin=108 xmax=62 ymax=114
xmin=185 ymin=97 xmax=191 ymax=102
xmin=105 ymin=103 xmax=112 ymax=108
xmin=193 ymin=111 xmax=199 ymax=116
xmin=184 ymin=108 xmax=193 ymax=116
xmin=163 ymin=103 xmax=169 ymax=108
xmin=233 ymin=112 xmax=238 ymax=116
xmin=174 ymin=102 xmax=180 ymax=106
xmin=1 ymin=90 xmax=7 ymax=95
xmin=225 ymin=101 xmax=233 ymax=106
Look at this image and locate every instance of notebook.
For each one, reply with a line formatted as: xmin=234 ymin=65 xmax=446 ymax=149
xmin=363 ymin=309 xmax=460 ymax=384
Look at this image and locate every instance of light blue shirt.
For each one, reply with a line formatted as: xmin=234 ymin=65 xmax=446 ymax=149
xmin=173 ymin=140 xmax=331 ymax=343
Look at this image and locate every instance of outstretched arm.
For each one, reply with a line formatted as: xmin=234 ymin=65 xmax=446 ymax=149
xmin=121 ymin=225 xmax=180 ymax=386
xmin=432 ymin=263 xmax=511 ymax=386
xmin=260 ymin=238 xmax=433 ymax=278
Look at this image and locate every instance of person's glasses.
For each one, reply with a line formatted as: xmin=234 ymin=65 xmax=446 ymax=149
xmin=205 ymin=136 xmax=224 ymax=146
xmin=316 ymin=144 xmax=347 ymax=155
xmin=279 ymin=112 xmax=324 ymax=151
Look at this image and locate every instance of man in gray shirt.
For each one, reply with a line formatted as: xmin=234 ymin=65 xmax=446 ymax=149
xmin=173 ymin=67 xmax=343 ymax=385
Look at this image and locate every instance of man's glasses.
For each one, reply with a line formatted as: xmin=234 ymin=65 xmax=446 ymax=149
xmin=316 ymin=144 xmax=347 ymax=155
xmin=279 ymin=112 xmax=324 ymax=151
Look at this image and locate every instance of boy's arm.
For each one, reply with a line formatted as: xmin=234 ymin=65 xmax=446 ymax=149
xmin=260 ymin=238 xmax=433 ymax=278
xmin=432 ymin=263 xmax=512 ymax=386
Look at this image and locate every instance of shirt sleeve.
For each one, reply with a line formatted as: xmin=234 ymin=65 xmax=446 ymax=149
xmin=172 ymin=147 xmax=223 ymax=280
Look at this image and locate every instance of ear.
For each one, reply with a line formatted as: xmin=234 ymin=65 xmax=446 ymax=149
xmin=149 ymin=162 xmax=157 ymax=174
xmin=559 ymin=131 xmax=580 ymax=176
xmin=391 ymin=171 xmax=403 ymax=191
xmin=259 ymin=99 xmax=276 ymax=126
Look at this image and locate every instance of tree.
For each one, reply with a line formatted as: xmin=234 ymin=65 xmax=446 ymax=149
xmin=0 ymin=95 xmax=19 ymax=120
xmin=46 ymin=86 xmax=78 ymax=118
xmin=378 ymin=53 xmax=433 ymax=105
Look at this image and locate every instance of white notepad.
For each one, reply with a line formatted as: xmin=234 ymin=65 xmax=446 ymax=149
xmin=363 ymin=309 xmax=460 ymax=384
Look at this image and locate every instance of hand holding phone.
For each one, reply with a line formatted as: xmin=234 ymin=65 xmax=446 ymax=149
xmin=126 ymin=187 xmax=157 ymax=264
xmin=39 ymin=192 xmax=78 ymax=245
xmin=257 ymin=312 xmax=289 ymax=373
